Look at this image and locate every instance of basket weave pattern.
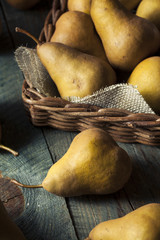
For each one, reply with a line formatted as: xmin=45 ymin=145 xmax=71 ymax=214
xmin=22 ymin=0 xmax=160 ymax=145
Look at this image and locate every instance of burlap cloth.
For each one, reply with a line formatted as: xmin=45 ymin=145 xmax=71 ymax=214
xmin=15 ymin=46 xmax=154 ymax=114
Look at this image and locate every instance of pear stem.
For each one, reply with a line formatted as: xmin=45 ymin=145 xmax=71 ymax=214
xmin=0 ymin=144 xmax=18 ymax=156
xmin=10 ymin=179 xmax=43 ymax=188
xmin=15 ymin=27 xmax=40 ymax=45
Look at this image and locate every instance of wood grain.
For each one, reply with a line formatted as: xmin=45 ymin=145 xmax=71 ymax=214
xmin=0 ymin=176 xmax=24 ymax=219
xmin=0 ymin=1 xmax=77 ymax=239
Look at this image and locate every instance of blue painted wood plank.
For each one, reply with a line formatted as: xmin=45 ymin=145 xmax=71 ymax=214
xmin=0 ymin=2 xmax=78 ymax=239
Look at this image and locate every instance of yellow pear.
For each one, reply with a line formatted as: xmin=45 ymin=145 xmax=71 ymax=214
xmin=68 ymin=0 xmax=141 ymax=13
xmin=50 ymin=11 xmax=107 ymax=62
xmin=136 ymin=0 xmax=160 ymax=31
xmin=16 ymin=28 xmax=116 ymax=98
xmin=0 ymin=199 xmax=26 ymax=240
xmin=127 ymin=56 xmax=160 ymax=114
xmin=6 ymin=0 xmax=40 ymax=10
xmin=90 ymin=0 xmax=160 ymax=71
xmin=68 ymin=0 xmax=91 ymax=14
xmin=11 ymin=128 xmax=132 ymax=197
xmin=42 ymin=128 xmax=132 ymax=197
xmin=85 ymin=203 xmax=160 ymax=240
xmin=38 ymin=42 xmax=116 ymax=98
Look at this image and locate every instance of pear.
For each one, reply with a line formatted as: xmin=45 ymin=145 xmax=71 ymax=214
xmin=136 ymin=0 xmax=160 ymax=31
xmin=90 ymin=0 xmax=160 ymax=71
xmin=5 ymin=0 xmax=40 ymax=10
xmin=12 ymin=128 xmax=132 ymax=197
xmin=68 ymin=0 xmax=91 ymax=15
xmin=0 ymin=199 xmax=26 ymax=240
xmin=16 ymin=27 xmax=116 ymax=98
xmin=85 ymin=203 xmax=160 ymax=240
xmin=42 ymin=128 xmax=132 ymax=196
xmin=127 ymin=56 xmax=160 ymax=114
xmin=68 ymin=0 xmax=141 ymax=14
xmin=50 ymin=11 xmax=107 ymax=62
xmin=37 ymin=42 xmax=116 ymax=98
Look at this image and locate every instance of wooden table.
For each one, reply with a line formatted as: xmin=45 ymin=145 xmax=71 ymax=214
xmin=0 ymin=1 xmax=160 ymax=239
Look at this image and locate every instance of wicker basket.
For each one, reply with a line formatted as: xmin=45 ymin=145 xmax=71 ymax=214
xmin=22 ymin=0 xmax=160 ymax=145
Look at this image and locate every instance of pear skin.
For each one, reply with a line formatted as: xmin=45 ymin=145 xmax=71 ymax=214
xmin=0 ymin=200 xmax=26 ymax=240
xmin=50 ymin=11 xmax=107 ymax=62
xmin=68 ymin=0 xmax=91 ymax=14
xmin=68 ymin=0 xmax=141 ymax=13
xmin=136 ymin=0 xmax=160 ymax=31
xmin=42 ymin=128 xmax=132 ymax=197
xmin=37 ymin=42 xmax=116 ymax=98
xmin=127 ymin=56 xmax=160 ymax=114
xmin=90 ymin=0 xmax=160 ymax=71
xmin=85 ymin=203 xmax=160 ymax=240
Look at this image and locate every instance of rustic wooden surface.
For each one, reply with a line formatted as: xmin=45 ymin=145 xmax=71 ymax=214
xmin=0 ymin=1 xmax=160 ymax=239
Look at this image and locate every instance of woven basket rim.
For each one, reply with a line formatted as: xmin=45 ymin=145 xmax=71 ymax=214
xmin=22 ymin=80 xmax=160 ymax=118
xmin=21 ymin=0 xmax=160 ymax=145
xmin=22 ymin=80 xmax=160 ymax=145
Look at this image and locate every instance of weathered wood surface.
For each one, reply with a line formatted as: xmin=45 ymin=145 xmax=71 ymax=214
xmin=0 ymin=1 xmax=160 ymax=240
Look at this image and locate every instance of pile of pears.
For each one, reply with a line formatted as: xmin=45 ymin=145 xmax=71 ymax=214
xmin=11 ymin=0 xmax=160 ymax=238
xmin=17 ymin=0 xmax=160 ymax=113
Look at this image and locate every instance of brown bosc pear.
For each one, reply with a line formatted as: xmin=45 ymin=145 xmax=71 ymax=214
xmin=50 ymin=11 xmax=107 ymax=62
xmin=11 ymin=128 xmax=132 ymax=197
xmin=16 ymin=28 xmax=116 ymax=99
xmin=0 ymin=199 xmax=26 ymax=240
xmin=85 ymin=203 xmax=160 ymax=240
xmin=37 ymin=43 xmax=116 ymax=98
xmin=42 ymin=128 xmax=132 ymax=196
xmin=90 ymin=0 xmax=160 ymax=72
